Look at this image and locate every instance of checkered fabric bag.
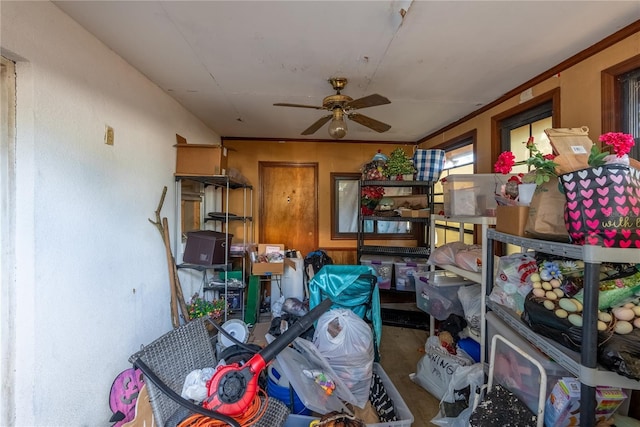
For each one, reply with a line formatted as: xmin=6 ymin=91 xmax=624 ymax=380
xmin=413 ymin=149 xmax=445 ymax=182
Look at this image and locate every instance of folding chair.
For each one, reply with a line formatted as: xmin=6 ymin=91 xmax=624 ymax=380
xmin=129 ymin=317 xmax=290 ymax=427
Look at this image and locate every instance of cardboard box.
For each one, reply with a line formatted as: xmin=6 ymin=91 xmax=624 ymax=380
xmin=544 ymin=378 xmax=627 ymax=427
xmin=496 ymin=205 xmax=530 ymax=237
xmin=544 ymin=377 xmax=581 ymax=427
xmin=174 ymin=134 xmax=228 ymax=176
xmin=399 ymin=209 xmax=430 ymax=218
xmin=250 ymin=244 xmax=295 ymax=275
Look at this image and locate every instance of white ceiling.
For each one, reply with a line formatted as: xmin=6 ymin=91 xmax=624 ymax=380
xmin=53 ymin=1 xmax=640 ymax=142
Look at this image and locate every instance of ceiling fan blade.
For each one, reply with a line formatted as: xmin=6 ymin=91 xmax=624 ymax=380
xmin=345 ymin=94 xmax=390 ymax=110
xmin=273 ymin=102 xmax=325 ymax=110
xmin=348 ymin=113 xmax=391 ymax=133
xmin=301 ymin=114 xmax=332 ymax=135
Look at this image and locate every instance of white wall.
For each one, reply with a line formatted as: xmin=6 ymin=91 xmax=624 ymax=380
xmin=1 ymin=2 xmax=221 ymax=425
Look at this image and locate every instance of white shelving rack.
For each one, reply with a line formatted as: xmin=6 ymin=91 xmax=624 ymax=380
xmin=485 ymin=229 xmax=640 ymax=426
xmin=428 ymin=214 xmax=496 ymax=363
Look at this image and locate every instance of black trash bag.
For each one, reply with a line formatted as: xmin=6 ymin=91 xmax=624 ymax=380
xmin=521 ymin=291 xmax=583 ymax=352
xmin=598 ymin=328 xmax=640 ymax=381
xmin=369 ymin=372 xmax=397 ymax=422
xmin=439 ymin=313 xmax=467 ymax=342
xmin=304 ymin=250 xmax=333 ymax=279
xmin=267 ymin=314 xmax=315 ymax=341
xmin=282 ymin=297 xmax=309 ymax=317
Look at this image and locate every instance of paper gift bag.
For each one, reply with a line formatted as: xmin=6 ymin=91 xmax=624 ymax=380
xmin=560 ymin=164 xmax=640 ymax=248
xmin=524 ymin=180 xmax=570 ymax=242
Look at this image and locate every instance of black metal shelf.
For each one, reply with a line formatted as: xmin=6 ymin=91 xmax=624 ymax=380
xmin=362 ymin=214 xmax=430 ymax=223
xmin=205 ymin=212 xmax=253 ymax=223
xmin=174 ymin=174 xmax=252 ymax=190
xmin=361 ymin=180 xmax=436 ymax=187
xmin=485 ymin=229 xmax=640 ymax=426
xmin=176 ymin=263 xmax=233 ymax=272
xmin=359 ymin=245 xmax=430 ymax=258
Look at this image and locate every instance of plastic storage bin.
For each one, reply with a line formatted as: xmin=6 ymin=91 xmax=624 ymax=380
xmin=443 ymin=173 xmax=515 ymax=216
xmin=415 ymin=271 xmax=472 ymax=320
xmin=394 ymin=260 xmax=429 ymax=291
xmin=283 ymin=362 xmax=414 ymax=427
xmin=487 ymin=312 xmax=571 ymax=414
xmin=360 ymin=255 xmax=398 ymax=290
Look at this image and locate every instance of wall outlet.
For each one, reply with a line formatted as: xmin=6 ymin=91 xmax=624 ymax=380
xmin=104 ymin=125 xmax=114 ymax=146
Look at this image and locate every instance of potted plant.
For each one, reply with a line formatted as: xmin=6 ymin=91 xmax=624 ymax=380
xmin=187 ymin=293 xmax=227 ymax=323
xmin=383 ymin=148 xmax=416 ymax=180
xmin=494 ymin=137 xmax=559 ymax=204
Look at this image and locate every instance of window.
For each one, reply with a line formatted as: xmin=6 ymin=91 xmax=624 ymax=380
xmin=499 ymin=100 xmax=554 ymax=161
xmin=602 ymin=55 xmax=640 ymax=161
xmin=432 ymin=131 xmax=477 ymax=246
xmin=330 ymin=172 xmax=416 ymax=240
xmin=493 ymin=91 xmax=557 ymax=254
xmin=331 ymin=173 xmax=360 ymax=239
xmin=620 ymin=68 xmax=640 ymax=160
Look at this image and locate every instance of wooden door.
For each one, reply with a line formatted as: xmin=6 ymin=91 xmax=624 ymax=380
xmin=259 ymin=162 xmax=318 ymax=257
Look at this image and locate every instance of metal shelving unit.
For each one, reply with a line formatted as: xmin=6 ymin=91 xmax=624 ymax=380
xmin=356 ymin=180 xmax=435 ymax=289
xmin=175 ymin=174 xmax=253 ymax=322
xmin=485 ymin=229 xmax=640 ymax=426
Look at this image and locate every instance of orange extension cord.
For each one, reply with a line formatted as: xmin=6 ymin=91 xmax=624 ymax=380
xmin=178 ymin=388 xmax=269 ymax=427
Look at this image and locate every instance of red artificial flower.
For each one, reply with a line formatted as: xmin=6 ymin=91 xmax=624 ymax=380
xmin=494 ymin=151 xmax=516 ymax=174
xmin=599 ymin=132 xmax=635 ymax=158
xmin=543 ymin=154 xmax=556 ymax=160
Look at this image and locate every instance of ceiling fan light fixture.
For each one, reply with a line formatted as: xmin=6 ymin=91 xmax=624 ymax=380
xmin=328 ymin=108 xmax=347 ymax=139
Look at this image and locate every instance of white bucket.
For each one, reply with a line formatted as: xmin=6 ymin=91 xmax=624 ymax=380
xmin=218 ymin=319 xmax=249 ymax=349
xmin=271 ymin=258 xmax=305 ymax=311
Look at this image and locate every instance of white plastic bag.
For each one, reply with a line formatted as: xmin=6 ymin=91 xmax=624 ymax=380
xmin=458 ymin=284 xmax=482 ymax=335
xmin=411 ymin=336 xmax=474 ymax=401
xmin=489 ymin=253 xmax=537 ymax=313
xmin=454 ymin=246 xmax=483 ymax=272
xmin=180 ymin=367 xmax=215 ymax=403
xmin=430 ymin=363 xmax=485 ymax=427
xmin=427 ymin=242 xmax=469 ymax=266
xmin=313 ymin=309 xmax=374 ymax=408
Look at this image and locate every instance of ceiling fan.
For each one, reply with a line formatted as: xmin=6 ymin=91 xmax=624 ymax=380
xmin=273 ymin=77 xmax=391 ymax=139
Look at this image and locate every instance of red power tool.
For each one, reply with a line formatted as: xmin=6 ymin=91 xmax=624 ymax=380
xmin=203 ymin=298 xmax=332 ymax=416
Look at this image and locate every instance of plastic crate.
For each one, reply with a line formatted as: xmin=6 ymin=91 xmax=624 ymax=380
xmin=415 ymin=271 xmax=471 ymax=320
xmin=394 ymin=260 xmax=429 ymax=291
xmin=443 ymin=173 xmax=515 ymax=216
xmin=283 ymin=362 xmax=414 ymax=427
xmin=487 ymin=312 xmax=571 ymax=415
xmin=360 ymin=255 xmax=398 ymax=290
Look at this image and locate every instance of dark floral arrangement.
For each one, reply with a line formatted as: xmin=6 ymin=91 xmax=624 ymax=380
xmin=361 ymin=186 xmax=385 ymax=215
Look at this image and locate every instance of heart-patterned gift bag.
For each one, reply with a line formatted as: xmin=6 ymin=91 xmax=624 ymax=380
xmin=560 ymin=164 xmax=640 ymax=248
